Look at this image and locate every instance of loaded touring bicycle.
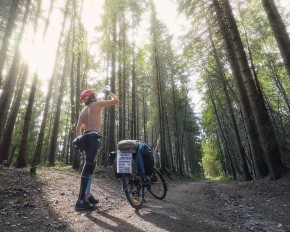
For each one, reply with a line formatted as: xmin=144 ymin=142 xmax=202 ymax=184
xmin=109 ymin=140 xmax=168 ymax=209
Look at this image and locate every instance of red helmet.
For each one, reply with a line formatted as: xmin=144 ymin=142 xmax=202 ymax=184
xmin=80 ymin=89 xmax=95 ymax=103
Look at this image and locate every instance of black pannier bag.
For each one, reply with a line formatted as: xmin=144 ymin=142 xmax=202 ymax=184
xmin=113 ymin=156 xmax=122 ymax=178
xmin=140 ymin=142 xmax=154 ymax=176
xmin=108 ymin=151 xmax=117 ymax=166
xmin=108 ymin=151 xmax=123 ymax=178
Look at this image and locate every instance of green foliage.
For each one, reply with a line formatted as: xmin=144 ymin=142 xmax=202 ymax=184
xmin=218 ymin=175 xmax=235 ymax=181
xmin=183 ymin=172 xmax=198 ymax=180
xmin=202 ymin=139 xmax=222 ymax=178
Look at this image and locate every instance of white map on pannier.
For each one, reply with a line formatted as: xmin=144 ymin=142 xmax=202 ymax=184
xmin=117 ymin=153 xmax=132 ymax=173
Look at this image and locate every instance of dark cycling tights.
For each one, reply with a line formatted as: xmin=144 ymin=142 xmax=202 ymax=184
xmin=78 ymin=136 xmax=100 ymax=200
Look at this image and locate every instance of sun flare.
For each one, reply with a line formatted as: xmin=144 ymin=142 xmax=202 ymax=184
xmin=21 ymin=37 xmax=56 ymax=81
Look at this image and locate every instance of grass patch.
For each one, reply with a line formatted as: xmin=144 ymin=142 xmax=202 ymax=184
xmin=218 ymin=175 xmax=235 ymax=181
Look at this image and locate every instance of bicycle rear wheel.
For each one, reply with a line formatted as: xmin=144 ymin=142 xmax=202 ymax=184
xmin=122 ymin=173 xmax=144 ymax=209
xmin=149 ymin=168 xmax=167 ymax=200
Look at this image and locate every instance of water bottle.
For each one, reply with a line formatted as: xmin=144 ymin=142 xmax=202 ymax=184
xmin=102 ymin=86 xmax=111 ymax=94
xmin=97 ymin=86 xmax=111 ymax=99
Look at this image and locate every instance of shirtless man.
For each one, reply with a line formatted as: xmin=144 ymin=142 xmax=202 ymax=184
xmin=74 ymin=88 xmax=119 ymax=211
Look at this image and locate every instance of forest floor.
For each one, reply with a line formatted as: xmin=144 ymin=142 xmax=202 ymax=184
xmin=0 ymin=166 xmax=290 ymax=232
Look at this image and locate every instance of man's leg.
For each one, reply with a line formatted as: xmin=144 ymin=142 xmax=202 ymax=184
xmin=86 ymin=175 xmax=93 ymax=194
xmin=78 ymin=162 xmax=96 ymax=200
xmin=75 ymin=160 xmax=96 ymax=211
xmin=75 ymin=138 xmax=99 ymax=211
xmin=79 ymin=138 xmax=99 ymax=199
xmin=85 ymin=138 xmax=100 ymax=203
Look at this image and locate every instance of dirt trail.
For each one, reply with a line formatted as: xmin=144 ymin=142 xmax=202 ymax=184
xmin=0 ymin=167 xmax=290 ymax=232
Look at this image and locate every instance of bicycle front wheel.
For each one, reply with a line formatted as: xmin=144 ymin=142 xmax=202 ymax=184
xmin=122 ymin=173 xmax=144 ymax=209
xmin=149 ymin=168 xmax=167 ymax=200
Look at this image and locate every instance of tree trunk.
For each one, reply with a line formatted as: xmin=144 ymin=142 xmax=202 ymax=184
xmin=261 ymin=0 xmax=290 ymax=79
xmin=154 ymin=43 xmax=167 ymax=171
xmin=118 ymin=15 xmax=127 ymax=141
xmin=117 ymin=56 xmax=123 ymax=142
xmin=150 ymin=3 xmax=167 ymax=171
xmin=30 ymin=0 xmax=69 ymax=174
xmin=170 ymin=65 xmax=182 ymax=173
xmin=4 ymin=65 xmax=29 ymax=167
xmin=1 ymin=0 xmax=42 ymax=167
xmin=165 ymin=111 xmax=173 ymax=170
xmin=131 ymin=37 xmax=137 ymax=139
xmin=211 ymin=96 xmax=236 ymax=179
xmin=72 ymin=0 xmax=83 ymax=169
xmin=0 ymin=0 xmax=31 ymax=151
xmin=220 ymin=0 xmax=287 ymax=179
xmin=18 ymin=0 xmax=54 ymax=170
xmin=0 ymin=0 xmax=19 ymax=86
xmin=48 ymin=27 xmax=71 ymax=167
xmin=207 ymin=23 xmax=252 ymax=180
xmin=213 ymin=0 xmax=269 ymax=179
xmin=216 ymin=133 xmax=229 ymax=176
xmin=220 ymin=75 xmax=251 ymax=180
xmin=121 ymin=35 xmax=127 ymax=140
xmin=142 ymin=92 xmax=148 ymax=142
xmin=108 ymin=17 xmax=117 ymax=152
xmin=60 ymin=116 xmax=69 ymax=163
xmin=12 ymin=0 xmax=42 ymax=168
xmin=69 ymin=34 xmax=77 ymax=167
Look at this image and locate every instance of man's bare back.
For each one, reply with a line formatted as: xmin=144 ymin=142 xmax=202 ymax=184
xmin=76 ymin=92 xmax=119 ymax=136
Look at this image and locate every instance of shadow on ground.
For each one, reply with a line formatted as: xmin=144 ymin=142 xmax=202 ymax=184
xmin=0 ymin=166 xmax=70 ymax=231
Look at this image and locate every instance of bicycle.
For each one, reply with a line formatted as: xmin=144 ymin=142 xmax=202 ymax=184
xmin=109 ymin=140 xmax=168 ymax=209
xmin=122 ymin=166 xmax=167 ymax=209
